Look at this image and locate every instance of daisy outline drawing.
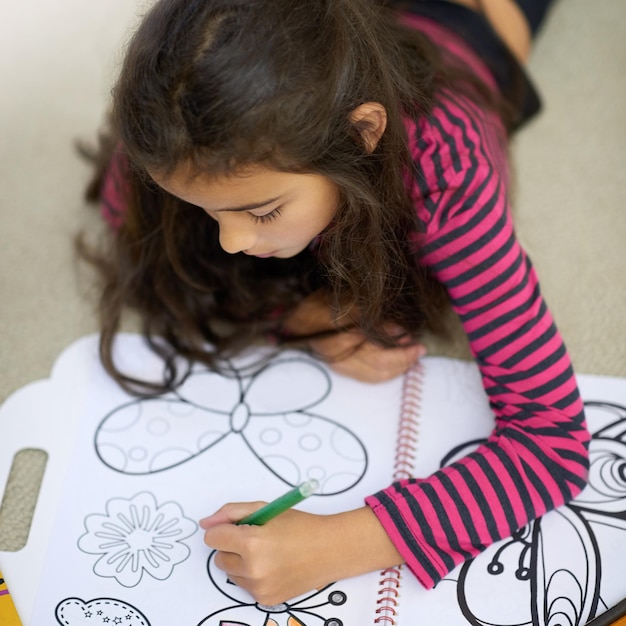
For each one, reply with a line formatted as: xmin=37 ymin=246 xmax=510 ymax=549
xmin=78 ymin=491 xmax=197 ymax=587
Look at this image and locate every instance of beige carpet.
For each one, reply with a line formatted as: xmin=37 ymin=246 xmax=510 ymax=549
xmin=1 ymin=0 xmax=625 ymax=550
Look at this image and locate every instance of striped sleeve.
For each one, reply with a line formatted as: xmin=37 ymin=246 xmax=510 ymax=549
xmin=364 ymin=93 xmax=590 ymax=589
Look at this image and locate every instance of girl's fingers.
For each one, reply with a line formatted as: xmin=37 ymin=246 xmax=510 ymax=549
xmin=199 ymin=501 xmax=268 ymax=529
xmin=213 ymin=549 xmax=245 ymax=577
xmin=202 ymin=520 xmax=240 ymax=551
xmin=349 ymin=343 xmax=424 ymax=381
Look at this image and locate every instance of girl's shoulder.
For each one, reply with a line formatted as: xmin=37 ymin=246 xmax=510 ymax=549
xmin=409 ymin=88 xmax=507 ymax=172
xmin=404 ymin=90 xmax=509 ymax=236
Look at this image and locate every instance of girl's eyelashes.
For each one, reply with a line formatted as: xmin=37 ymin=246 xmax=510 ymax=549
xmin=250 ymin=207 xmax=282 ymax=224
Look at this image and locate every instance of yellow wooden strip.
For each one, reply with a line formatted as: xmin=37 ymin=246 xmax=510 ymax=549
xmin=0 ymin=571 xmax=24 ymax=626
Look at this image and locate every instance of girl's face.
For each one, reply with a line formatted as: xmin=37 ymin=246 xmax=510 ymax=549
xmin=152 ymin=165 xmax=340 ymax=259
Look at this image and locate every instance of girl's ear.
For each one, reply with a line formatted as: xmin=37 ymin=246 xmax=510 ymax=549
xmin=349 ymin=102 xmax=388 ymax=152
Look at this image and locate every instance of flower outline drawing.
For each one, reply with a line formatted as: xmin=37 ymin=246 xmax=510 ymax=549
xmin=77 ymin=492 xmax=197 ymax=587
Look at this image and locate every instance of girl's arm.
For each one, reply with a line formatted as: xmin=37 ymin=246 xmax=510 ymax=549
xmin=364 ymin=93 xmax=590 ymax=588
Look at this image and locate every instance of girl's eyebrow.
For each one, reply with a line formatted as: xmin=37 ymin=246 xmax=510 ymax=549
xmin=212 ymin=196 xmax=282 ymax=212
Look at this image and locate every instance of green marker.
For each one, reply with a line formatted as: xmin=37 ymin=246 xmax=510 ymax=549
xmin=236 ymin=479 xmax=319 ymax=526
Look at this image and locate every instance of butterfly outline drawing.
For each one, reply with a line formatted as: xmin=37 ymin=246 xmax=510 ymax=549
xmin=94 ymin=354 xmax=369 ymax=496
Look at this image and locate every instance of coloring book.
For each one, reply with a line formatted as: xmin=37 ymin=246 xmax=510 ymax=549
xmin=0 ymin=333 xmax=625 ymax=625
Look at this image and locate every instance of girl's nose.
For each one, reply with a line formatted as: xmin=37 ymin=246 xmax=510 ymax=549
xmin=218 ymin=216 xmax=258 ymax=255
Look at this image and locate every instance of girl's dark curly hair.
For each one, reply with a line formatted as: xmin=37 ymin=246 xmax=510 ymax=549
xmin=81 ymin=0 xmax=505 ymax=393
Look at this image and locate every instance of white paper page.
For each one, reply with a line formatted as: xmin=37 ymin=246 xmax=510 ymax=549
xmin=22 ymin=334 xmax=407 ymax=626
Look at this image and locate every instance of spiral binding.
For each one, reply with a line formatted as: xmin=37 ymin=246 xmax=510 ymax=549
xmin=374 ymin=567 xmax=402 ymax=624
xmin=374 ymin=361 xmax=423 ymax=624
xmin=393 ymin=360 xmax=423 ymax=482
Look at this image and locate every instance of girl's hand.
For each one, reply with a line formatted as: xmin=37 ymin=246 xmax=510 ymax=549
xmin=309 ymin=330 xmax=425 ymax=383
xmin=200 ymin=503 xmax=403 ymax=606
xmin=283 ymin=292 xmax=426 ymax=383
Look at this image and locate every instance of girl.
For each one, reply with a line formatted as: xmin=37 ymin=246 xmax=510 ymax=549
xmin=85 ymin=0 xmax=590 ymax=606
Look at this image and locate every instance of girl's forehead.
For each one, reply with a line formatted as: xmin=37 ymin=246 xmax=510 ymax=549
xmin=162 ymin=160 xmax=289 ymax=183
xmin=149 ymin=163 xmax=328 ymax=207
xmin=155 ymin=164 xmax=289 ymax=192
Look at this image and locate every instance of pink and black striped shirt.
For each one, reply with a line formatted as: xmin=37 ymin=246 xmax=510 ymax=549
xmin=364 ymin=15 xmax=590 ymax=588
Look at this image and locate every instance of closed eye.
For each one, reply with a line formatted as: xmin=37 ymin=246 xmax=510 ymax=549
xmin=250 ymin=207 xmax=282 ymax=224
